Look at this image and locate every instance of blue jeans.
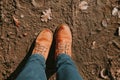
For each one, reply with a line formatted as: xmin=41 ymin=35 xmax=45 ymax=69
xmin=16 ymin=54 xmax=83 ymax=80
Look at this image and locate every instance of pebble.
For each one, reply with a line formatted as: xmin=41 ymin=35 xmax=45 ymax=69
xmin=35 ymin=32 xmax=38 ymax=36
xmin=112 ymin=7 xmax=118 ymax=16
xmin=112 ymin=7 xmax=120 ymax=18
xmin=79 ymin=1 xmax=88 ymax=10
xmin=23 ymin=33 xmax=27 ymax=37
xmin=20 ymin=14 xmax=24 ymax=18
xmin=91 ymin=41 xmax=96 ymax=49
xmin=102 ymin=19 xmax=108 ymax=28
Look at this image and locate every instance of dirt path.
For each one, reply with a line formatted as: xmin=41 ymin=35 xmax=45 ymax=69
xmin=0 ymin=0 xmax=120 ymax=80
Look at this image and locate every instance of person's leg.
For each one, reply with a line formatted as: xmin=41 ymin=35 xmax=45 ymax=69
xmin=16 ymin=54 xmax=47 ymax=80
xmin=55 ymin=24 xmax=83 ymax=80
xmin=56 ymin=54 xmax=83 ymax=80
xmin=16 ymin=29 xmax=53 ymax=80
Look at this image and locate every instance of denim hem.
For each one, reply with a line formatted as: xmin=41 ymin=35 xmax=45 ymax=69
xmin=30 ymin=54 xmax=45 ymax=61
xmin=57 ymin=53 xmax=71 ymax=60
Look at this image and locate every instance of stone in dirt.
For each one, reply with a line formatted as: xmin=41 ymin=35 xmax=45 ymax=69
xmin=112 ymin=7 xmax=120 ymax=18
xmin=91 ymin=41 xmax=96 ymax=49
xmin=79 ymin=1 xmax=88 ymax=10
xmin=102 ymin=19 xmax=108 ymax=28
xmin=20 ymin=14 xmax=24 ymax=18
xmin=112 ymin=7 xmax=118 ymax=16
xmin=23 ymin=33 xmax=27 ymax=37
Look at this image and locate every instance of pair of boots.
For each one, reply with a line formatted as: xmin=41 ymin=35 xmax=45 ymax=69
xmin=32 ymin=24 xmax=72 ymax=60
xmin=16 ymin=24 xmax=83 ymax=80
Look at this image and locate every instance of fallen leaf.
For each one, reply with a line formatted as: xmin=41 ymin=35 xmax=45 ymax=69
xmin=41 ymin=8 xmax=52 ymax=22
xmin=13 ymin=16 xmax=20 ymax=27
xmin=100 ymin=68 xmax=109 ymax=79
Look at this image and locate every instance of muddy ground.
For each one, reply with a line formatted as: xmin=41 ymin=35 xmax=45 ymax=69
xmin=0 ymin=0 xmax=120 ymax=80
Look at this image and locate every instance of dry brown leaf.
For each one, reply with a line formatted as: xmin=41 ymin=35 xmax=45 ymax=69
xmin=41 ymin=8 xmax=52 ymax=22
xmin=13 ymin=16 xmax=20 ymax=27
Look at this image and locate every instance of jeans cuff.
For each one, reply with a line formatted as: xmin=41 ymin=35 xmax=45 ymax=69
xmin=28 ymin=54 xmax=46 ymax=67
xmin=56 ymin=53 xmax=75 ymax=68
xmin=57 ymin=53 xmax=71 ymax=60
